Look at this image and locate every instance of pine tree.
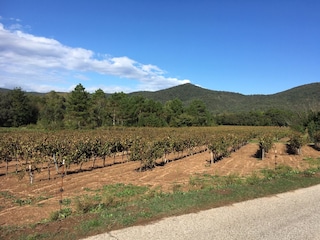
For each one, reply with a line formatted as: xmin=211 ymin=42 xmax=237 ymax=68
xmin=65 ymin=84 xmax=90 ymax=129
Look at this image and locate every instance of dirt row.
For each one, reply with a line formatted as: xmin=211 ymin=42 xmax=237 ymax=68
xmin=0 ymin=142 xmax=319 ymax=226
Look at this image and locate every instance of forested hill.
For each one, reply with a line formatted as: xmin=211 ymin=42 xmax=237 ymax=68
xmin=130 ymin=82 xmax=320 ymax=113
xmin=1 ymin=82 xmax=319 ymax=114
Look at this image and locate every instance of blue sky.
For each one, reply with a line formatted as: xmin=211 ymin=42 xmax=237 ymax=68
xmin=0 ymin=0 xmax=319 ymax=95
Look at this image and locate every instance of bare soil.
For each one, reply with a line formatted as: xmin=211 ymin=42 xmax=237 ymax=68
xmin=0 ymin=143 xmax=319 ymax=227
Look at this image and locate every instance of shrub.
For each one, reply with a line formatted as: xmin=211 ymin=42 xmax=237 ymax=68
xmin=258 ymin=134 xmax=274 ymax=160
xmin=287 ymin=133 xmax=306 ymax=155
xmin=74 ymin=195 xmax=96 ymax=214
xmin=314 ymin=131 xmax=320 ymax=150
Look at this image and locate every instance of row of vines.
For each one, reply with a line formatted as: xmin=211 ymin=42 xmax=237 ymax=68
xmin=0 ymin=126 xmax=294 ymax=183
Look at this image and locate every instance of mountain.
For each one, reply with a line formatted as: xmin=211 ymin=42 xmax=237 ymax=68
xmin=2 ymin=83 xmax=319 ymax=114
xmin=130 ymin=82 xmax=320 ymax=113
xmin=0 ymin=88 xmax=11 ymax=93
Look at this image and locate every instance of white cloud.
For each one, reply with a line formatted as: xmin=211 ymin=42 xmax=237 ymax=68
xmin=8 ymin=23 xmax=23 ymax=30
xmin=0 ymin=23 xmax=190 ymax=92
xmin=9 ymin=17 xmax=21 ymax=22
xmin=74 ymin=74 xmax=90 ymax=81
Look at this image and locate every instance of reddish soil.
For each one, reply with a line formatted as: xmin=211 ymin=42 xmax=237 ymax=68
xmin=0 ymin=143 xmax=319 ymax=227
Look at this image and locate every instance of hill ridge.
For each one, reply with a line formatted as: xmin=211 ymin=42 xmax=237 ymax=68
xmin=129 ymin=82 xmax=320 ymax=113
xmin=1 ymin=82 xmax=319 ymax=113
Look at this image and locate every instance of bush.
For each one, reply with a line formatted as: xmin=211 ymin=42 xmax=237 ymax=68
xmin=258 ymin=134 xmax=274 ymax=160
xmin=314 ymin=131 xmax=320 ymax=150
xmin=287 ymin=133 xmax=306 ymax=155
xmin=74 ymin=194 xmax=115 ymax=214
xmin=74 ymin=195 xmax=96 ymax=214
xmin=259 ymin=135 xmax=274 ymax=153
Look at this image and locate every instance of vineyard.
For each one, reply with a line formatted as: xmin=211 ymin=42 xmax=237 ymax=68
xmin=0 ymin=126 xmax=291 ymax=179
xmin=1 ymin=126 xmax=319 ymax=227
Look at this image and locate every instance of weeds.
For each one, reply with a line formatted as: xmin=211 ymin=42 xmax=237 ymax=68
xmin=14 ymin=198 xmax=32 ymax=206
xmin=61 ymin=198 xmax=71 ymax=206
xmin=245 ymin=172 xmax=261 ymax=185
xmin=78 ymin=219 xmax=103 ymax=234
xmin=73 ymin=184 xmax=149 ymax=214
xmin=302 ymin=169 xmax=317 ymax=177
xmin=304 ymin=157 xmax=320 ymax=168
xmin=260 ymin=165 xmax=298 ymax=180
xmin=0 ymin=191 xmax=50 ymax=207
xmin=49 ymin=208 xmax=72 ymax=221
xmin=0 ymin=191 xmax=15 ymax=200
xmin=74 ymin=195 xmax=98 ymax=214
xmin=74 ymin=193 xmax=115 ymax=214
xmin=172 ymin=183 xmax=183 ymax=192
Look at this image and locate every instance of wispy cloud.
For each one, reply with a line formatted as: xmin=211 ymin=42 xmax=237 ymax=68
xmin=0 ymin=23 xmax=190 ymax=92
xmin=74 ymin=74 xmax=90 ymax=81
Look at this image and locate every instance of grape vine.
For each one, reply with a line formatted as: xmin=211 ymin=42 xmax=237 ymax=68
xmin=0 ymin=126 xmax=292 ymax=182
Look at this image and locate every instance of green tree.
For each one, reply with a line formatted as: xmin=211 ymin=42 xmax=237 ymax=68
xmin=164 ymin=98 xmax=184 ymax=127
xmin=185 ymin=99 xmax=211 ymax=126
xmin=137 ymin=99 xmax=166 ymax=127
xmin=0 ymin=92 xmax=12 ymax=127
xmin=0 ymin=88 xmax=35 ymax=127
xmin=107 ymin=92 xmax=128 ymax=126
xmin=65 ymin=84 xmax=90 ymax=129
xmin=306 ymin=111 xmax=320 ymax=142
xmin=11 ymin=88 xmax=36 ymax=127
xmin=39 ymin=91 xmax=66 ymax=129
xmin=177 ymin=113 xmax=194 ymax=126
xmin=89 ymin=89 xmax=108 ymax=127
xmin=123 ymin=95 xmax=145 ymax=126
xmin=265 ymin=108 xmax=292 ymax=127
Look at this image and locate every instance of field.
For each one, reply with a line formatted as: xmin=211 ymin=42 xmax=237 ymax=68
xmin=0 ymin=126 xmax=320 ymax=236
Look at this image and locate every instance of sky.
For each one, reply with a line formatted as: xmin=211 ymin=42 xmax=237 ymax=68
xmin=0 ymin=0 xmax=319 ymax=95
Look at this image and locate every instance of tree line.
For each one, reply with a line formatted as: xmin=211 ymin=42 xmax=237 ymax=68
xmin=0 ymin=84 xmax=212 ymax=129
xmin=1 ymin=83 xmax=320 ymax=130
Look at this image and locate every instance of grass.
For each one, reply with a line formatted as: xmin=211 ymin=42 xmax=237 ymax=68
xmin=49 ymin=208 xmax=73 ymax=221
xmin=303 ymin=156 xmax=320 ymax=167
xmin=0 ymin=191 xmax=16 ymax=200
xmin=0 ymin=191 xmax=50 ymax=207
xmin=2 ymin=162 xmax=320 ymax=240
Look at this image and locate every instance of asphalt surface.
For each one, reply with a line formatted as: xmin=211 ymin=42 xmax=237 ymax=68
xmin=83 ymin=184 xmax=320 ymax=240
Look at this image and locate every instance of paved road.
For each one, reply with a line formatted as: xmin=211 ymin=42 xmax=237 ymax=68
xmin=84 ymin=184 xmax=320 ymax=240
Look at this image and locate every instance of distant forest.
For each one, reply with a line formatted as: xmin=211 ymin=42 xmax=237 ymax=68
xmin=0 ymin=84 xmax=320 ymax=134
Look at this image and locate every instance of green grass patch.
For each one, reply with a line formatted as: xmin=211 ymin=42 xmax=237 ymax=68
xmin=49 ymin=208 xmax=72 ymax=221
xmin=0 ymin=191 xmax=16 ymax=200
xmin=73 ymin=183 xmax=149 ymax=214
xmin=0 ymin=191 xmax=51 ymax=207
xmin=304 ymin=157 xmax=320 ymax=168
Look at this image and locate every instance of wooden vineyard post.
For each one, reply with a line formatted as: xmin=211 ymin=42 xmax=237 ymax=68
xmin=59 ymin=159 xmax=65 ymax=211
xmin=53 ymin=153 xmax=59 ymax=174
xmin=261 ymin=148 xmax=265 ymax=160
xmin=47 ymin=160 xmax=51 ymax=180
xmin=5 ymin=157 xmax=8 ymax=176
xmin=15 ymin=161 xmax=18 ymax=174
xmin=274 ymin=149 xmax=278 ymax=170
xmin=29 ymin=164 xmax=33 ymax=184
